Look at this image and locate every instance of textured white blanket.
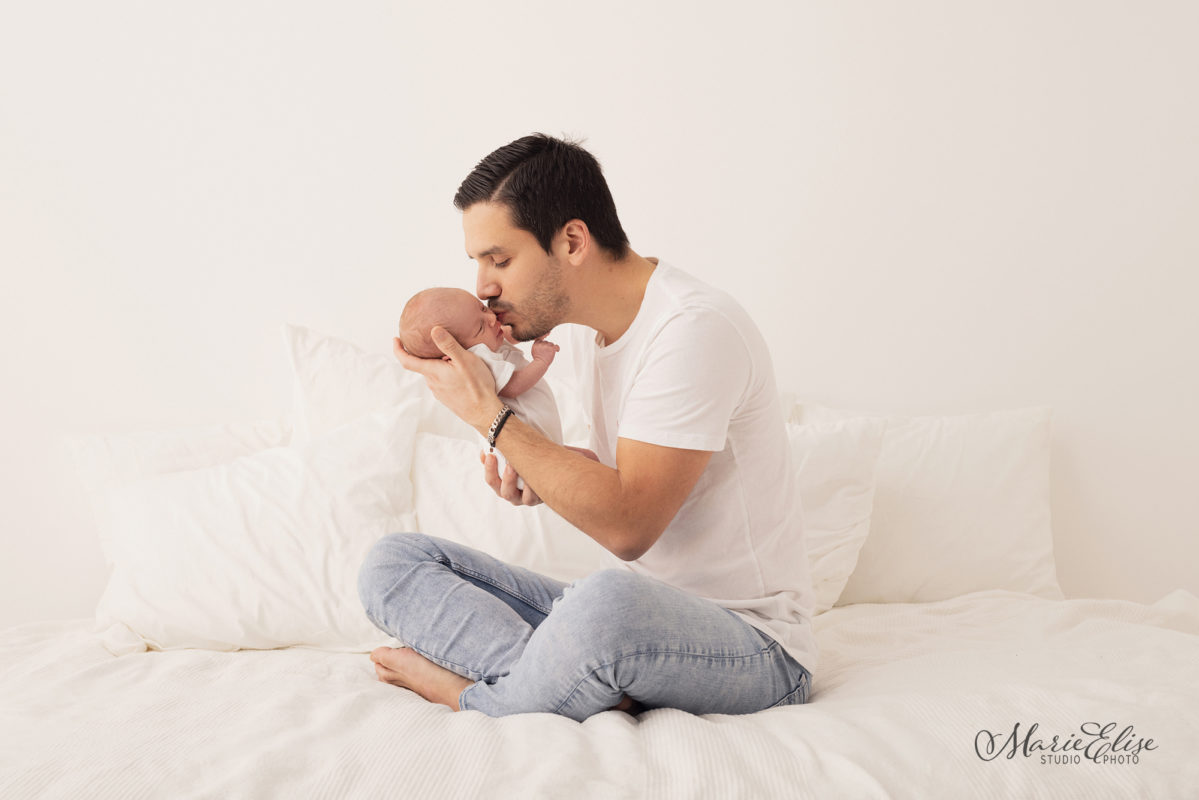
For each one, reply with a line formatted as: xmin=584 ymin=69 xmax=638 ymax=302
xmin=2 ymin=589 xmax=1197 ymax=798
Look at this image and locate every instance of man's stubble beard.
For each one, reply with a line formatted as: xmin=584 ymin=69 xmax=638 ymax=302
xmin=495 ymin=257 xmax=571 ymax=342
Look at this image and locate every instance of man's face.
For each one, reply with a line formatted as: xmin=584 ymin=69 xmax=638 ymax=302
xmin=463 ymin=202 xmax=570 ymax=342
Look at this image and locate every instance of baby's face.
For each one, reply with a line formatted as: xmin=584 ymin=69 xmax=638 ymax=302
xmin=446 ymin=294 xmax=506 ymax=352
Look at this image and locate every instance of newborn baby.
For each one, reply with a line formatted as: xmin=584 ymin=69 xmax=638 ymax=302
xmin=398 ymin=287 xmax=563 ymax=489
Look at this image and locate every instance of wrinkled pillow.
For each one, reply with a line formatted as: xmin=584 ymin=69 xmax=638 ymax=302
xmin=68 ymin=416 xmax=293 ymax=559
xmin=283 ymin=323 xmax=468 ymax=445
xmin=94 ymin=403 xmax=420 ymax=651
xmin=797 ymin=403 xmax=1063 ymax=605
xmin=787 ymin=418 xmax=887 ymax=613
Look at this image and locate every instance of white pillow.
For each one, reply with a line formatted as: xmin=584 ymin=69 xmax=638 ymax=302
xmin=94 ymin=402 xmax=420 ymax=652
xmin=411 ymin=433 xmax=612 ymax=583
xmin=283 ymin=323 xmax=469 ymax=445
xmin=798 ymin=402 xmax=1064 ymax=605
xmin=68 ymin=416 xmax=293 ymax=559
xmin=787 ymin=418 xmax=887 ymax=613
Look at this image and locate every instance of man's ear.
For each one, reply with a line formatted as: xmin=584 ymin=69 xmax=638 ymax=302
xmin=557 ymin=219 xmax=590 ymax=265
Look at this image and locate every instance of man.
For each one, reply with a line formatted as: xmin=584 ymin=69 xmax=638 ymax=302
xmin=357 ymin=133 xmax=817 ymax=721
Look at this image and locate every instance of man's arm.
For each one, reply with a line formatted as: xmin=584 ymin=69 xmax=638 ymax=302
xmin=393 ymin=328 xmax=711 ymax=560
xmin=486 ymin=416 xmax=711 ymax=560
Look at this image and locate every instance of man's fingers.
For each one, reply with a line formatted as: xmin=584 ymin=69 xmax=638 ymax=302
xmin=481 ymin=451 xmax=503 ymax=494
xmin=393 ymin=337 xmax=435 ymax=374
xmin=481 ymin=451 xmax=538 ymax=506
xmin=499 ymin=464 xmax=523 ymax=504
xmin=430 ymin=326 xmax=466 ymax=360
xmin=520 ymin=483 xmax=543 ymax=506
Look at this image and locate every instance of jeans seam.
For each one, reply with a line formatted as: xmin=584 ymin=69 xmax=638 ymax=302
xmin=387 ymin=555 xmax=550 ymax=682
xmin=436 ymin=555 xmax=556 ymax=617
xmin=552 ymin=644 xmax=780 ymax=716
xmin=402 ymin=638 xmax=494 ymax=684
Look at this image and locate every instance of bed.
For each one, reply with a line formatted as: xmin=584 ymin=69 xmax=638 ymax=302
xmin=3 ymin=324 xmax=1196 ymax=799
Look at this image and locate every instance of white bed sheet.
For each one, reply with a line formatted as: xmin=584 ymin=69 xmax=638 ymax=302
xmin=2 ymin=589 xmax=1197 ymax=799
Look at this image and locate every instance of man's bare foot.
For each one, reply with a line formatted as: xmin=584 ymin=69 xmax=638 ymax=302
xmin=612 ymin=694 xmax=646 ymax=716
xmin=370 ymin=646 xmax=472 ymax=711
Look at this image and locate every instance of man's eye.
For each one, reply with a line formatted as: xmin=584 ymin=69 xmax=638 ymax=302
xmin=495 ymin=258 xmax=510 ymax=268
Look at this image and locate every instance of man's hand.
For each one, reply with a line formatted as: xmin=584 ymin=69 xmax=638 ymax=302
xmin=480 ymin=444 xmax=599 ymax=507
xmin=480 ymin=450 xmax=542 ymax=506
xmin=392 ymin=328 xmax=503 ymax=433
xmin=530 ymin=336 xmax=559 ymax=365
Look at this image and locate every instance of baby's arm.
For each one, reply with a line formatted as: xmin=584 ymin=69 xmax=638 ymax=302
xmin=498 ymin=339 xmax=558 ymax=399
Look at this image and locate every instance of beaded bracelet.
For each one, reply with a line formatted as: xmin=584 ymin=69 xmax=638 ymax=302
xmin=487 ymin=404 xmax=514 ymax=450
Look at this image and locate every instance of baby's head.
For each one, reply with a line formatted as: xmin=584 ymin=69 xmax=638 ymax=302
xmin=399 ymin=287 xmax=506 ymax=358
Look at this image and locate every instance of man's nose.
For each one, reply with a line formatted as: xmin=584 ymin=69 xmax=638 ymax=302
xmin=476 ymin=270 xmax=499 ymax=302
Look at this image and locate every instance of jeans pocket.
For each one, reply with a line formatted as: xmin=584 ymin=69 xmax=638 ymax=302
xmin=795 ymin=667 xmax=812 ymax=704
xmin=771 ymin=666 xmax=812 ymax=708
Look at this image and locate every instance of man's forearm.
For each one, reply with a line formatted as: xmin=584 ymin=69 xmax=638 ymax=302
xmin=491 ymin=417 xmax=644 ymax=560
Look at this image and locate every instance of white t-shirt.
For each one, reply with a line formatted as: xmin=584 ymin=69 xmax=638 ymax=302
xmin=565 ymin=261 xmax=818 ymax=673
xmin=468 ymin=342 xmax=563 ymax=443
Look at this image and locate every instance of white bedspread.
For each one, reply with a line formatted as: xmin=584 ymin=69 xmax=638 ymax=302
xmin=2 ymin=590 xmax=1197 ymax=799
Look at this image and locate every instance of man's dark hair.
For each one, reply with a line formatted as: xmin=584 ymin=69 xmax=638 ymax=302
xmin=453 ymin=133 xmax=630 ymax=260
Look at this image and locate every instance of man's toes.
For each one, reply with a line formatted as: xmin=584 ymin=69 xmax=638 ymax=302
xmin=371 ymin=647 xmax=408 ymax=670
xmin=374 ymin=662 xmax=404 ymax=686
xmin=372 ymin=646 xmax=408 ymax=670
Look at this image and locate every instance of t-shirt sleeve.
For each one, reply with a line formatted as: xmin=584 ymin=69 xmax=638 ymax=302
xmin=468 ymin=343 xmax=517 ymax=392
xmin=617 ymin=310 xmax=752 ymax=452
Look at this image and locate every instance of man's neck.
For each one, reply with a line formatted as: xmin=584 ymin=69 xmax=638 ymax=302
xmin=573 ymin=252 xmax=658 ymax=346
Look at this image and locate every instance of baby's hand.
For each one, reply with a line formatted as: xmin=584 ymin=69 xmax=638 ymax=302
xmin=531 ymin=337 xmax=559 ymax=364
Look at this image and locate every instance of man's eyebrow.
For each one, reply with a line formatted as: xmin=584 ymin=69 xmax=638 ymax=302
xmin=467 ymin=246 xmax=504 ymax=260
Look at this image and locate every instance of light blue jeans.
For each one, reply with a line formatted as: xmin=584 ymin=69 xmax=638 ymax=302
xmin=357 ymin=532 xmax=812 ymax=722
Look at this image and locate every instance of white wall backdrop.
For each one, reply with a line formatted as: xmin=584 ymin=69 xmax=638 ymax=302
xmin=2 ymin=1 xmax=1196 ymax=627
